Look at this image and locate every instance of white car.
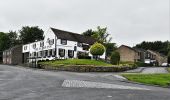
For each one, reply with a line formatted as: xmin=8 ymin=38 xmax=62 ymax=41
xmin=161 ymin=63 xmax=168 ymax=67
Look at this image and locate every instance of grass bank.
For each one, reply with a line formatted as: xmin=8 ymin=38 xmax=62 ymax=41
xmin=38 ymin=59 xmax=137 ymax=72
xmin=39 ymin=59 xmax=113 ymax=67
xmin=122 ymin=74 xmax=170 ymax=87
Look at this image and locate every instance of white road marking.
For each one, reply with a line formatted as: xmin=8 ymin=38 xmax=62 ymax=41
xmin=113 ymin=75 xmax=127 ymax=80
xmin=62 ymin=80 xmax=150 ymax=90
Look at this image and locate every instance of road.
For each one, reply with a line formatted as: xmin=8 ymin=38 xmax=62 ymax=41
xmin=0 ymin=65 xmax=170 ymax=100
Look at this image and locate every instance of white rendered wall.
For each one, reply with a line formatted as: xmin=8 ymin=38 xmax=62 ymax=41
xmin=22 ymin=28 xmax=106 ymax=61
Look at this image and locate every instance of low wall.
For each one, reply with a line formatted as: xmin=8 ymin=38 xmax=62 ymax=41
xmin=38 ymin=64 xmax=137 ymax=72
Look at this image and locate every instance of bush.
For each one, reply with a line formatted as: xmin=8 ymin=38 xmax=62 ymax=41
xmin=110 ymin=51 xmax=120 ymax=65
xmin=168 ymin=51 xmax=170 ymax=64
xmin=90 ymin=42 xmax=105 ymax=58
xmin=77 ymin=52 xmax=91 ymax=59
xmin=135 ymin=62 xmax=149 ymax=67
xmin=78 ymin=55 xmax=91 ymax=59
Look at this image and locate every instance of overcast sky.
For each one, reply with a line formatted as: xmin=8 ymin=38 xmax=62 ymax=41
xmin=0 ymin=0 xmax=169 ymax=46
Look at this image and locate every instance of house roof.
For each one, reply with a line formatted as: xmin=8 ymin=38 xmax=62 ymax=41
xmin=51 ymin=28 xmax=96 ymax=45
xmin=147 ymin=50 xmax=167 ymax=57
xmin=119 ymin=45 xmax=137 ymax=52
xmin=133 ymin=47 xmax=147 ymax=52
xmin=3 ymin=45 xmax=22 ymax=52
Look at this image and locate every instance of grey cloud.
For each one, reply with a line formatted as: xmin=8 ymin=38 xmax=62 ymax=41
xmin=0 ymin=0 xmax=169 ymax=46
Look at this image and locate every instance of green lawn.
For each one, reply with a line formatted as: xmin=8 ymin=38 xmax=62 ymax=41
xmin=122 ymin=74 xmax=170 ymax=87
xmin=39 ymin=59 xmax=113 ymax=67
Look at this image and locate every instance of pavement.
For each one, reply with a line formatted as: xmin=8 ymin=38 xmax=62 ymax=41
xmin=0 ymin=65 xmax=170 ymax=100
xmin=126 ymin=66 xmax=168 ymax=74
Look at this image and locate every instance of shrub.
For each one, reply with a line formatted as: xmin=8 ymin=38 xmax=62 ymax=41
xmin=78 ymin=55 xmax=91 ymax=59
xmin=90 ymin=42 xmax=105 ymax=59
xmin=110 ymin=51 xmax=120 ymax=65
xmin=168 ymin=51 xmax=170 ymax=64
xmin=77 ymin=52 xmax=91 ymax=59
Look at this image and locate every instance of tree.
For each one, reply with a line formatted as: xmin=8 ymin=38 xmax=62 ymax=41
xmin=104 ymin=43 xmax=117 ymax=57
xmin=90 ymin=42 xmax=105 ymax=60
xmin=19 ymin=26 xmax=44 ymax=44
xmin=82 ymin=26 xmax=112 ymax=44
xmin=82 ymin=26 xmax=116 ymax=57
xmin=135 ymin=41 xmax=169 ymax=55
xmin=82 ymin=29 xmax=95 ymax=37
xmin=0 ymin=32 xmax=10 ymax=51
xmin=0 ymin=32 xmax=10 ymax=62
xmin=110 ymin=51 xmax=120 ymax=65
xmin=7 ymin=31 xmax=20 ymax=47
xmin=168 ymin=51 xmax=170 ymax=64
xmin=93 ymin=26 xmax=112 ymax=43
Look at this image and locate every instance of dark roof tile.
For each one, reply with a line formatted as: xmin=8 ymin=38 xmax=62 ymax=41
xmin=51 ymin=28 xmax=96 ymax=45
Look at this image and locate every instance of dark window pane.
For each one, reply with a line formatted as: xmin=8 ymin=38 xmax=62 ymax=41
xmin=61 ymin=39 xmax=67 ymax=45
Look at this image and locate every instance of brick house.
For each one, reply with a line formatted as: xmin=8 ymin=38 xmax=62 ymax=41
xmin=3 ymin=45 xmax=22 ymax=65
xmin=117 ymin=45 xmax=141 ymax=62
xmin=117 ymin=45 xmax=167 ymax=65
xmin=147 ymin=50 xmax=167 ymax=66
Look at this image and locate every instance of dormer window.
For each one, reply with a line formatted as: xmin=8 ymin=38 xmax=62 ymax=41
xmin=61 ymin=39 xmax=67 ymax=45
xmin=77 ymin=43 xmax=82 ymax=47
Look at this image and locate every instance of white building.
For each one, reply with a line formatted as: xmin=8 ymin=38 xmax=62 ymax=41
xmin=22 ymin=28 xmax=105 ymax=63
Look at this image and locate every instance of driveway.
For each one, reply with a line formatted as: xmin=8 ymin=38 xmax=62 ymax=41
xmin=126 ymin=67 xmax=168 ymax=74
xmin=0 ymin=65 xmax=170 ymax=100
xmin=141 ymin=67 xmax=168 ymax=74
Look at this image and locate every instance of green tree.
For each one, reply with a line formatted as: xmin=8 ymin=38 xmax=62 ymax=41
xmin=82 ymin=26 xmax=112 ymax=44
xmin=135 ymin=41 xmax=169 ymax=55
xmin=19 ymin=26 xmax=44 ymax=44
xmin=0 ymin=32 xmax=10 ymax=51
xmin=104 ymin=43 xmax=117 ymax=57
xmin=168 ymin=51 xmax=170 ymax=64
xmin=82 ymin=26 xmax=116 ymax=57
xmin=110 ymin=51 xmax=120 ymax=65
xmin=90 ymin=42 xmax=105 ymax=60
xmin=7 ymin=31 xmax=20 ymax=47
xmin=82 ymin=29 xmax=95 ymax=37
xmin=93 ymin=26 xmax=112 ymax=43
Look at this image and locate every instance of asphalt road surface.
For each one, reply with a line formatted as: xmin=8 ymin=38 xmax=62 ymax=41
xmin=0 ymin=65 xmax=170 ymax=100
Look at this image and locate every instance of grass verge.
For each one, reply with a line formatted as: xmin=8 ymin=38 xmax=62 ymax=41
xmin=122 ymin=74 xmax=170 ymax=87
xmin=39 ymin=59 xmax=113 ymax=67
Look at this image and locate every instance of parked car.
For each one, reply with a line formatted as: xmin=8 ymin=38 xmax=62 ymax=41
xmin=161 ymin=63 xmax=168 ymax=67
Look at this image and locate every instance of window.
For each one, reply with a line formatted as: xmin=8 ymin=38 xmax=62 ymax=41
xmin=43 ymin=50 xmax=48 ymax=57
xmin=48 ymin=49 xmax=52 ymax=57
xmin=40 ymin=42 xmax=44 ymax=47
xmin=45 ymin=50 xmax=48 ymax=57
xmin=40 ymin=51 xmax=43 ymax=57
xmin=49 ymin=39 xmax=54 ymax=45
xmin=33 ymin=52 xmax=36 ymax=57
xmin=38 ymin=51 xmax=42 ymax=57
xmin=82 ymin=44 xmax=90 ymax=50
xmin=74 ymin=46 xmax=77 ymax=51
xmin=59 ymin=49 xmax=65 ymax=57
xmin=52 ymin=49 xmax=56 ymax=57
xmin=24 ymin=46 xmax=27 ymax=50
xmin=61 ymin=39 xmax=67 ymax=45
xmin=77 ymin=43 xmax=82 ymax=47
xmin=32 ymin=44 xmax=36 ymax=49
xmin=68 ymin=50 xmax=74 ymax=58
